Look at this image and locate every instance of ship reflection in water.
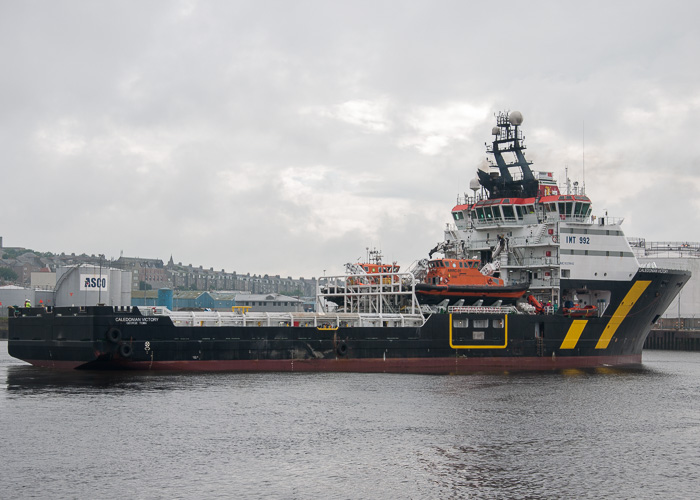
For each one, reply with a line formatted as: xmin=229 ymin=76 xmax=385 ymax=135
xmin=2 ymin=343 xmax=699 ymax=499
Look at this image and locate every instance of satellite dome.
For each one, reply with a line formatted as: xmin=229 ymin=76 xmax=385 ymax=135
xmin=477 ymin=159 xmax=490 ymax=172
xmin=469 ymin=177 xmax=481 ymax=191
xmin=509 ymin=111 xmax=523 ymax=126
xmin=491 ymin=126 xmax=500 ymax=136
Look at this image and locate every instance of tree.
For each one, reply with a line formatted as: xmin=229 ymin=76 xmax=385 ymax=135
xmin=0 ymin=267 xmax=18 ymax=281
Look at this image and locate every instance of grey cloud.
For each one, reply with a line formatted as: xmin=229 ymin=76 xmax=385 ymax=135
xmin=2 ymin=0 xmax=700 ymax=276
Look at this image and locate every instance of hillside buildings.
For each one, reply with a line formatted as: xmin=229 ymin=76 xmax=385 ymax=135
xmin=0 ymin=237 xmax=317 ymax=297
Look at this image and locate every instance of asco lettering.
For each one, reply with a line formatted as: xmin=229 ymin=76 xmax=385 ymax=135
xmin=84 ymin=277 xmax=107 ymax=288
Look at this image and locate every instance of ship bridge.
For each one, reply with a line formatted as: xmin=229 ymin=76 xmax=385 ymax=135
xmin=451 ymin=193 xmax=592 ymax=230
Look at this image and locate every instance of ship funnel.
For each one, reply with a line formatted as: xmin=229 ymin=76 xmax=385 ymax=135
xmin=509 ymin=111 xmax=523 ymax=126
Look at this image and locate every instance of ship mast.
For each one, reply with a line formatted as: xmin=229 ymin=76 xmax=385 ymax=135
xmin=478 ymin=111 xmax=539 ymax=199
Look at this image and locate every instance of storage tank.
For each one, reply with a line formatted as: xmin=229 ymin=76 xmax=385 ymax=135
xmin=54 ymin=265 xmax=132 ymax=307
xmin=158 ymin=288 xmax=174 ymax=310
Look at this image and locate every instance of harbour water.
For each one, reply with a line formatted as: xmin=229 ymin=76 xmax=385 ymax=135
xmin=1 ymin=341 xmax=699 ymax=499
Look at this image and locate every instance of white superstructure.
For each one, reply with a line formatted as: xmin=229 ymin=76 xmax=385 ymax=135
xmin=431 ymin=111 xmax=641 ymax=311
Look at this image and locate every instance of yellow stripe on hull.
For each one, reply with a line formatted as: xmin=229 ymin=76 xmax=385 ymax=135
xmin=595 ymin=280 xmax=651 ymax=349
xmin=560 ymin=320 xmax=588 ymax=349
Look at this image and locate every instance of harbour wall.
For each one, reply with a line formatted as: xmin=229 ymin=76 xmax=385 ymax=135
xmin=645 ymin=317 xmax=700 ymax=352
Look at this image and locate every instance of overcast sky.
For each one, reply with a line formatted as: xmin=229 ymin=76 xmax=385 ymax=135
xmin=2 ymin=0 xmax=699 ymax=278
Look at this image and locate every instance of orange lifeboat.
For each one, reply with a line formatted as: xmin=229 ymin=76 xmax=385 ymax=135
xmin=414 ymin=258 xmax=528 ymax=306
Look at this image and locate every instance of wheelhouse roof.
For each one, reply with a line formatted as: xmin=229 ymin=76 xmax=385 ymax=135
xmin=467 ymin=194 xmax=592 ymax=209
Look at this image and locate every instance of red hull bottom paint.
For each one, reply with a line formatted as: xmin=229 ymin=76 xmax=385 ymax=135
xmin=26 ymin=354 xmax=643 ymax=373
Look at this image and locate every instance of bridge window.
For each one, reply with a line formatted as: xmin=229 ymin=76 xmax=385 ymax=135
xmin=515 ymin=206 xmax=523 ymax=219
xmin=502 ymin=205 xmax=515 ymax=220
xmin=492 ymin=207 xmax=502 ymax=221
xmin=483 ymin=207 xmax=493 ymax=220
xmin=558 ymin=202 xmax=573 ymax=217
xmin=476 ymin=208 xmax=485 ymax=220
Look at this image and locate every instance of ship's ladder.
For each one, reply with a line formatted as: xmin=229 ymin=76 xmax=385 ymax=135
xmin=534 ymin=224 xmax=547 ymax=244
xmin=510 ymin=246 xmax=524 ymax=266
xmin=536 ymin=336 xmax=545 ymax=357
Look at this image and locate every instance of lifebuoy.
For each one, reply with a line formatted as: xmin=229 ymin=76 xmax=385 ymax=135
xmin=106 ymin=328 xmax=122 ymax=343
xmin=119 ymin=343 xmax=133 ymax=358
xmin=336 ymin=342 xmax=348 ymax=356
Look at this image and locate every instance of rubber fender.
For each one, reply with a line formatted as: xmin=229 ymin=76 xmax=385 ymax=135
xmin=106 ymin=328 xmax=122 ymax=344
xmin=118 ymin=343 xmax=133 ymax=358
xmin=336 ymin=342 xmax=348 ymax=356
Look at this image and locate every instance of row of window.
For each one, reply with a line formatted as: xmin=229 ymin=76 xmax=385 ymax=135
xmin=429 ymin=260 xmax=479 ymax=269
xmin=472 ymin=203 xmax=536 ymax=222
xmin=453 ymin=318 xmax=505 ymax=328
xmin=455 ymin=201 xmax=592 ymax=223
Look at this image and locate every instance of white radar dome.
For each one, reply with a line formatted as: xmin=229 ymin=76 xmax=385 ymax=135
xmin=469 ymin=177 xmax=481 ymax=191
xmin=491 ymin=127 xmax=500 ymax=136
xmin=477 ymin=159 xmax=490 ymax=172
xmin=509 ymin=111 xmax=523 ymax=126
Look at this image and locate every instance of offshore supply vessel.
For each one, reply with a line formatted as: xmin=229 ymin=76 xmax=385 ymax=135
xmin=7 ymin=111 xmax=689 ymax=372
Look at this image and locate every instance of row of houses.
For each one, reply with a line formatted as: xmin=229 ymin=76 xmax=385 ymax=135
xmin=0 ymin=238 xmax=317 ymax=296
xmin=0 ymin=264 xmax=312 ymax=316
xmin=117 ymin=255 xmax=317 ymax=296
